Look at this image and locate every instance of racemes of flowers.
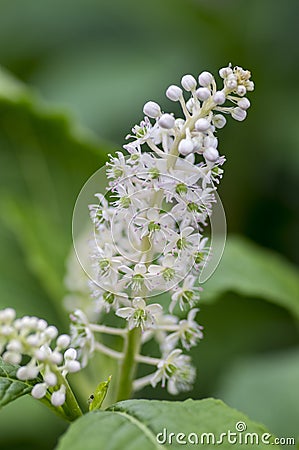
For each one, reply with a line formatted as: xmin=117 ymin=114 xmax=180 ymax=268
xmin=0 ymin=64 xmax=254 ymax=410
xmin=70 ymin=64 xmax=254 ymax=399
xmin=0 ymin=307 xmax=81 ymax=414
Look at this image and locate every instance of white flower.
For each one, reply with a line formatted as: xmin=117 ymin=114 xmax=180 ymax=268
xmin=148 ymin=254 xmax=183 ymax=285
xmin=166 ymin=308 xmax=203 ymax=350
xmin=88 ymin=193 xmax=112 ymax=228
xmin=116 ymin=298 xmax=162 ymax=331
xmin=164 ymin=226 xmax=199 ymax=255
xmin=151 ymin=348 xmax=196 ymax=394
xmin=170 ymin=275 xmax=200 ymax=312
xmin=91 ymin=243 xmax=122 ymax=280
xmin=133 ymin=208 xmax=174 ymax=242
xmin=70 ymin=309 xmax=95 ymax=368
xmin=118 ymin=263 xmax=152 ymax=293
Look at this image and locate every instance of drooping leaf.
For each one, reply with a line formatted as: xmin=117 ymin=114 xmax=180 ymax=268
xmin=56 ymin=398 xmax=279 ymax=450
xmin=202 ymin=235 xmax=299 ymax=319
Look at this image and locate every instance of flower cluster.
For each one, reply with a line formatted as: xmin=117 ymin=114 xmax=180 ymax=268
xmin=68 ymin=64 xmax=254 ymax=394
xmin=0 ymin=308 xmax=81 ymax=407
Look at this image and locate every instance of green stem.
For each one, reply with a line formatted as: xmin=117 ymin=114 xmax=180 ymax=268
xmin=116 ymin=327 xmax=142 ymax=401
xmin=56 ymin=370 xmax=83 ymax=421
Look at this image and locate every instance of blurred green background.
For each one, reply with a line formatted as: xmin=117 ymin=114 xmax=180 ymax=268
xmin=0 ymin=0 xmax=298 ymax=448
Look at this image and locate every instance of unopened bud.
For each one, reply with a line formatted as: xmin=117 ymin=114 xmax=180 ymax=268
xmin=204 ymin=147 xmax=219 ymax=162
xmin=181 ymin=74 xmax=197 ymax=91
xmin=178 ymin=139 xmax=194 ymax=156
xmin=166 ymin=85 xmax=182 ymax=101
xmin=51 ymin=385 xmax=66 ymax=407
xmin=196 ymin=87 xmax=210 ymax=101
xmin=238 ymin=98 xmax=250 ymax=110
xmin=57 ymin=334 xmax=71 ymax=349
xmin=219 ymin=66 xmax=233 ymax=78
xmin=231 ymin=107 xmax=247 ymax=121
xmin=195 ymin=118 xmax=210 ymax=132
xmin=143 ymin=101 xmax=161 ymax=118
xmin=213 ymin=91 xmax=226 ymax=105
xmin=158 ymin=113 xmax=175 ymax=129
xmin=31 ymin=383 xmax=47 ymax=399
xmin=198 ymin=71 xmax=213 ymax=87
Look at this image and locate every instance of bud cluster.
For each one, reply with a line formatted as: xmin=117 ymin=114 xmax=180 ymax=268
xmin=0 ymin=308 xmax=81 ymax=407
xmin=68 ymin=64 xmax=254 ymax=394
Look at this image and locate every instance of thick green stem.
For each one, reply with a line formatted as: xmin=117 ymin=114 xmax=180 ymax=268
xmin=116 ymin=327 xmax=142 ymax=401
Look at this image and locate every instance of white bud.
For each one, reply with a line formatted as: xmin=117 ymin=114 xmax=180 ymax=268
xmin=204 ymin=135 xmax=218 ymax=149
xmin=213 ymin=91 xmax=226 ymax=105
xmin=213 ymin=114 xmax=227 ymax=129
xmin=238 ymin=98 xmax=250 ymax=110
xmin=65 ymin=360 xmax=81 ymax=373
xmin=26 ymin=335 xmax=40 ymax=346
xmin=143 ymin=101 xmax=161 ymax=118
xmin=195 ymin=118 xmax=210 ymax=132
xmin=219 ymin=66 xmax=233 ymax=78
xmin=166 ymin=85 xmax=182 ymax=101
xmin=204 ymin=147 xmax=219 ymax=162
xmin=56 ymin=334 xmax=71 ymax=349
xmin=246 ymin=80 xmax=255 ymax=91
xmin=50 ymin=351 xmax=63 ymax=365
xmin=7 ymin=339 xmax=22 ymax=353
xmin=45 ymin=326 xmax=58 ymax=340
xmin=158 ymin=113 xmax=175 ymax=129
xmin=17 ymin=365 xmax=39 ymax=380
xmin=3 ymin=351 xmax=22 ymax=365
xmin=37 ymin=319 xmax=48 ymax=331
xmin=231 ymin=107 xmax=247 ymax=121
xmin=226 ymin=76 xmax=237 ymax=90
xmin=64 ymin=348 xmax=77 ymax=360
xmin=0 ymin=308 xmax=16 ymax=322
xmin=44 ymin=372 xmax=57 ymax=386
xmin=237 ymin=85 xmax=247 ymax=96
xmin=178 ymin=139 xmax=194 ymax=156
xmin=0 ymin=325 xmax=13 ymax=336
xmin=31 ymin=383 xmax=47 ymax=399
xmin=34 ymin=347 xmax=48 ymax=361
xmin=181 ymin=74 xmax=197 ymax=91
xmin=26 ymin=317 xmax=39 ymax=329
xmin=198 ymin=71 xmax=213 ymax=87
xmin=51 ymin=385 xmax=66 ymax=407
xmin=196 ymin=87 xmax=210 ymax=101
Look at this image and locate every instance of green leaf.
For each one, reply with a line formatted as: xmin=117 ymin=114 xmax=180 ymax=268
xmin=0 ymin=66 xmax=112 ymax=321
xmin=202 ymin=235 xmax=299 ymax=319
xmin=56 ymin=398 xmax=279 ymax=450
xmin=0 ymin=357 xmax=38 ymax=407
xmin=88 ymin=376 xmax=112 ymax=411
